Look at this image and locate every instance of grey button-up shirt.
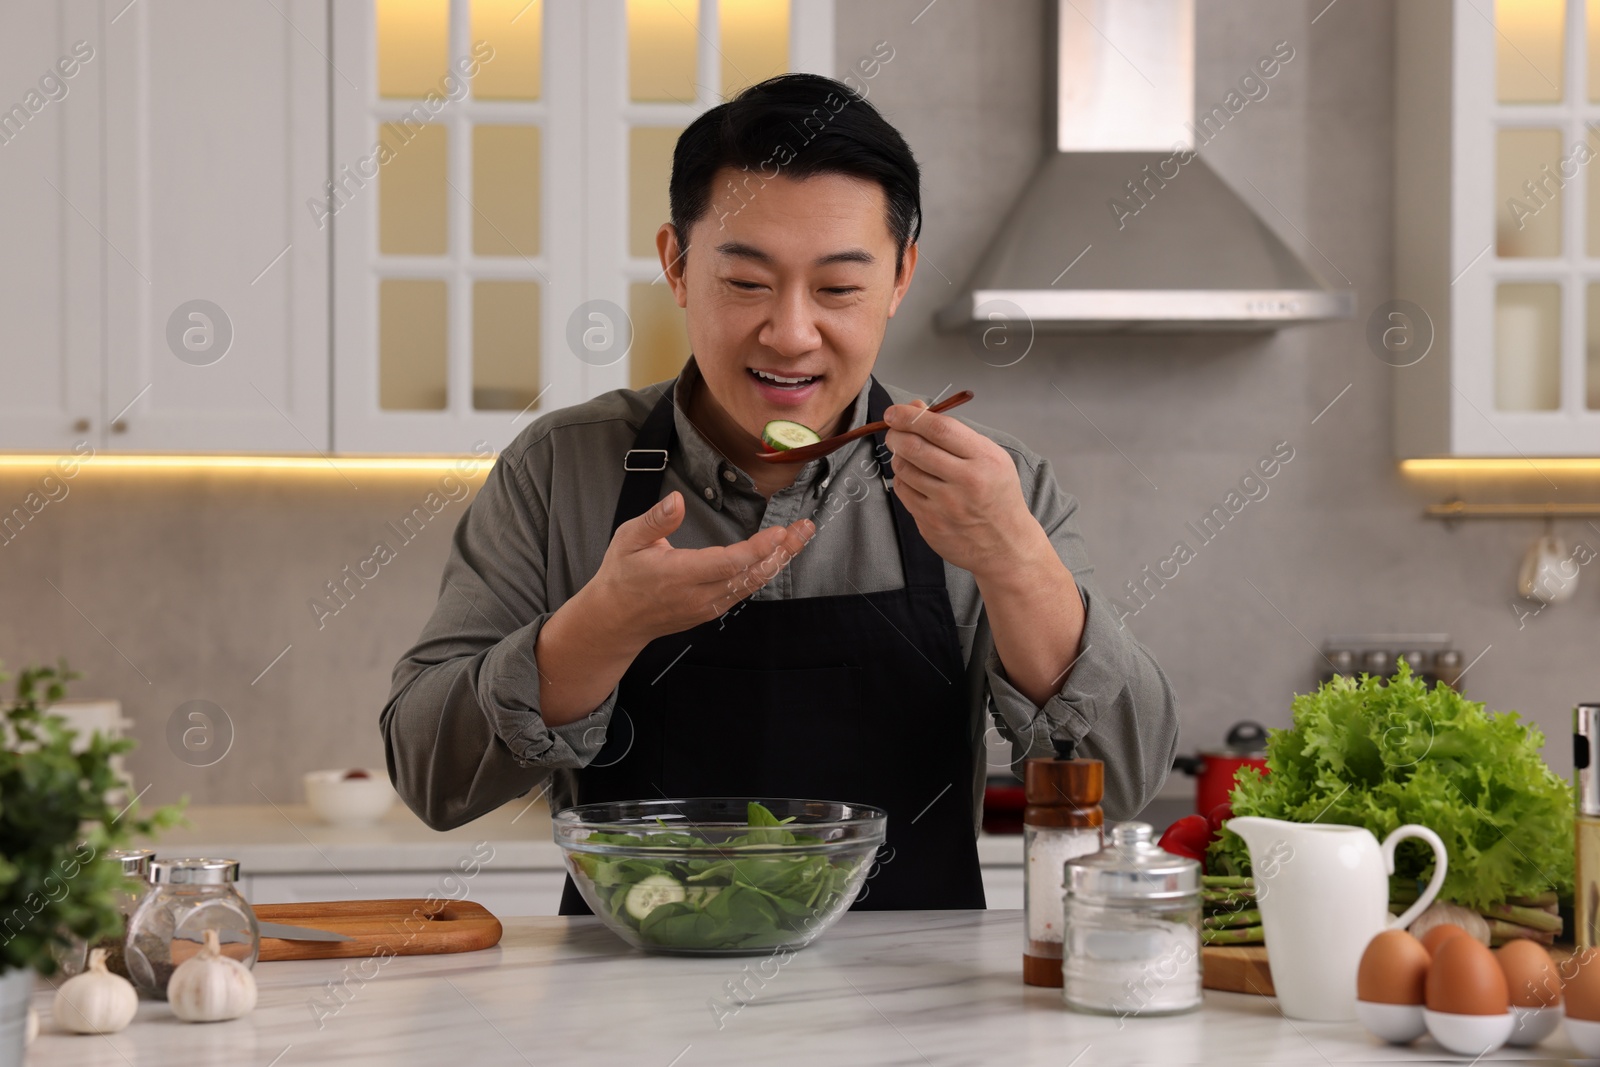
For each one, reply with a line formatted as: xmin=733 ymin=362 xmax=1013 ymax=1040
xmin=382 ymin=360 xmax=1179 ymax=834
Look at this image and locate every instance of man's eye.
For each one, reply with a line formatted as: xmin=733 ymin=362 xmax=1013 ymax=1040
xmin=823 ymin=287 xmax=860 ymax=295
xmin=729 ymin=280 xmax=764 ymax=290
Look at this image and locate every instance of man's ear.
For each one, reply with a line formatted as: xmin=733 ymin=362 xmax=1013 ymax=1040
xmin=657 ymin=223 xmax=689 ymax=309
xmin=886 ymin=241 xmax=919 ymax=318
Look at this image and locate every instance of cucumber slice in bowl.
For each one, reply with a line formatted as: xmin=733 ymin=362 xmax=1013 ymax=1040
xmin=624 ymin=873 xmax=687 ymax=920
xmin=760 ymin=419 xmax=821 ymax=452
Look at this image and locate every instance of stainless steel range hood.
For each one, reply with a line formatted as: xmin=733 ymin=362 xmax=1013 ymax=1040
xmin=936 ymin=0 xmax=1354 ymax=334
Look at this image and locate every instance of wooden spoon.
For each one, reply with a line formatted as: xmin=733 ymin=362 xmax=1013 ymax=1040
xmin=755 ymin=390 xmax=975 ymax=465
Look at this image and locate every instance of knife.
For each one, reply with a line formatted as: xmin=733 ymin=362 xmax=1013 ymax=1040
xmin=257 ymin=920 xmax=355 ymax=942
xmin=174 ymin=921 xmax=354 ymax=944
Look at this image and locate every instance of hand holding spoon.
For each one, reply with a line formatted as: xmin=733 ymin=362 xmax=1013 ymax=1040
xmin=755 ymin=390 xmax=975 ymax=465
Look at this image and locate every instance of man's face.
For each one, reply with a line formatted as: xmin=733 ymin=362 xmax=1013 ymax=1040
xmin=659 ymin=167 xmax=917 ymax=440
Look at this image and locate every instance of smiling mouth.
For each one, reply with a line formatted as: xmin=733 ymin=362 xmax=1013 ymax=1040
xmin=748 ymin=368 xmax=821 ymax=389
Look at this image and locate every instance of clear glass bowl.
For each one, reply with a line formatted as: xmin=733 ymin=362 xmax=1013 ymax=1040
xmin=554 ymin=798 xmax=886 ymax=956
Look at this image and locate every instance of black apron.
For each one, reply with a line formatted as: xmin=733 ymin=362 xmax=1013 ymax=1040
xmin=557 ymin=378 xmax=985 ymax=912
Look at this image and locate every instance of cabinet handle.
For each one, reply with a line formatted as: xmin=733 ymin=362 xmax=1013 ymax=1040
xmin=73 ymin=418 xmax=90 ymax=433
xmin=111 ymin=420 xmax=128 ymax=434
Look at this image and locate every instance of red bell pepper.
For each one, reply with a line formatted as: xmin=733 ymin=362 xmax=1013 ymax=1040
xmin=1157 ymin=814 xmax=1212 ymax=866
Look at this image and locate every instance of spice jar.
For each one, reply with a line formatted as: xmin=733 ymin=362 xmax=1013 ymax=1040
xmin=124 ymin=858 xmax=259 ymax=1000
xmin=1062 ymin=822 xmax=1202 ymax=1016
xmin=1022 ymin=746 xmax=1104 ymax=987
xmin=56 ymin=848 xmax=156 ymax=979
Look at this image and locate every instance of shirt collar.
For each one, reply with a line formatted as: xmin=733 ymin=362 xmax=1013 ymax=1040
xmin=668 ymin=358 xmax=875 ymax=505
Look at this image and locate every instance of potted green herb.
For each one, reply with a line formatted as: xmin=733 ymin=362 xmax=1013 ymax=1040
xmin=0 ymin=663 xmax=183 ymax=1058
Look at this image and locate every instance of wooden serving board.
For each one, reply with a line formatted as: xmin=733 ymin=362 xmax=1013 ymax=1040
xmin=253 ymin=898 xmax=503 ymax=962
xmin=1201 ymin=945 xmax=1275 ymax=995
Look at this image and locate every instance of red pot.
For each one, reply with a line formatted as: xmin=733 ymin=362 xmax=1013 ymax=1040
xmin=1173 ymin=721 xmax=1268 ymax=815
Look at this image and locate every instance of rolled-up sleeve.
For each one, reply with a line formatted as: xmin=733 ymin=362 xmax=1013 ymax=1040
xmin=982 ymin=451 xmax=1180 ymax=821
xmin=380 ymin=443 xmax=615 ymax=830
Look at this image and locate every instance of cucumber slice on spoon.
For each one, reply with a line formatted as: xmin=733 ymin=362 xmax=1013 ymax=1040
xmin=760 ymin=419 xmax=821 ymax=452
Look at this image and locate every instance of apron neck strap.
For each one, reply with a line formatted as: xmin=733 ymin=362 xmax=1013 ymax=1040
xmin=866 ymin=380 xmax=948 ymax=591
xmin=609 ymin=377 xmax=948 ymax=591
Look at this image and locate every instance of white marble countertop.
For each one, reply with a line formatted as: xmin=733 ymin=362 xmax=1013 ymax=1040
xmin=22 ymin=910 xmax=1579 ymax=1066
xmin=131 ymin=802 xmax=1026 ymax=874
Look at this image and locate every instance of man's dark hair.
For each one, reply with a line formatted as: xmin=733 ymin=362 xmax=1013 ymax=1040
xmin=668 ymin=73 xmax=922 ymax=276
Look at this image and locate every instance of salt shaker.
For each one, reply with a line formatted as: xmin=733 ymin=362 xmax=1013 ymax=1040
xmin=1022 ymin=744 xmax=1103 ymax=987
xmin=124 ymin=858 xmax=259 ymax=1000
xmin=1062 ymin=822 xmax=1202 ymax=1016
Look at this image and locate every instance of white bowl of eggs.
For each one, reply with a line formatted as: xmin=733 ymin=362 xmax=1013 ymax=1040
xmin=303 ymin=768 xmax=395 ymax=827
xmin=1355 ymin=923 xmax=1569 ymax=1055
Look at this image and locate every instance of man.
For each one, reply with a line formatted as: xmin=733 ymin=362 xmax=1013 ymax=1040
xmin=382 ymin=73 xmax=1177 ymax=911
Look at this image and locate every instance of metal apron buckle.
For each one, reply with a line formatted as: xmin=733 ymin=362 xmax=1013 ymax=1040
xmin=623 ymin=448 xmax=669 ymax=472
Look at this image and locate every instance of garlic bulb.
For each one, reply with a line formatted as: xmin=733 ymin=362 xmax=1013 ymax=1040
xmin=1408 ymin=899 xmax=1492 ymax=945
xmin=53 ymin=948 xmax=138 ymax=1034
xmin=167 ymin=929 xmax=256 ymax=1023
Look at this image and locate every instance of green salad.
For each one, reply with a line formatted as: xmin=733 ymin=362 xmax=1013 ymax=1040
xmin=570 ymin=802 xmax=869 ymax=951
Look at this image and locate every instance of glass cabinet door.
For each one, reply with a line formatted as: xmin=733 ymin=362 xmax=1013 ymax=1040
xmin=335 ymin=0 xmax=831 ymax=453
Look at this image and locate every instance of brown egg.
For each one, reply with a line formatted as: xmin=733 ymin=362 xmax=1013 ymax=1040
xmin=1425 ymin=936 xmax=1509 ymax=1015
xmin=1357 ymin=929 xmax=1432 ymax=1005
xmin=1497 ymin=940 xmax=1562 ymax=1008
xmin=1420 ymin=923 xmax=1471 ymax=958
xmin=1564 ymin=948 xmax=1600 ymax=1022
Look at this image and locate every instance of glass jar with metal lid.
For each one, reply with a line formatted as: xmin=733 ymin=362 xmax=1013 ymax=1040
xmin=1061 ymin=822 xmax=1202 ymax=1016
xmin=55 ymin=848 xmax=157 ymax=979
xmin=124 ymin=857 xmax=259 ymax=999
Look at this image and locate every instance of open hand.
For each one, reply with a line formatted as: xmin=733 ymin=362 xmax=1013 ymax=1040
xmin=592 ymin=491 xmax=815 ymax=647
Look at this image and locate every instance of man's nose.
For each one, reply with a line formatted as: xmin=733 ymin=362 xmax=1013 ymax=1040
xmin=759 ymin=285 xmax=823 ymax=355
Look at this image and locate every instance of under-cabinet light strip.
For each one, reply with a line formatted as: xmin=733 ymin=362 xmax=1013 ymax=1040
xmin=0 ymin=454 xmax=496 ymax=474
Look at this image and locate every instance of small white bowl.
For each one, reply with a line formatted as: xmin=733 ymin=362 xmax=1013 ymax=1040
xmin=1567 ymin=1016 xmax=1600 ymax=1056
xmin=1507 ymin=1004 xmax=1562 ymax=1047
xmin=1355 ymin=1000 xmax=1426 ymax=1044
xmin=1424 ymin=1009 xmax=1514 ymax=1056
xmin=303 ymin=769 xmax=395 ymax=826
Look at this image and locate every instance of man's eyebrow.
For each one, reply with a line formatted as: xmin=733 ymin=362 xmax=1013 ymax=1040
xmin=713 ymin=241 xmax=876 ymax=267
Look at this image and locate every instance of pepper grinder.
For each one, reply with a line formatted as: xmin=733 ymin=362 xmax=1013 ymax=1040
xmin=1022 ymin=739 xmax=1104 ymax=987
xmin=1576 ymin=703 xmax=1600 ymax=948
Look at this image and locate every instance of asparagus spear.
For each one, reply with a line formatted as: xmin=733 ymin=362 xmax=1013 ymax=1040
xmin=1202 ymin=925 xmax=1265 ymax=945
xmin=1202 ymin=888 xmax=1255 ymax=906
xmin=1480 ymin=903 xmax=1564 ymax=934
xmin=1487 ymin=919 xmax=1555 ymax=946
xmin=1204 ymin=908 xmax=1262 ymax=930
xmin=1200 ymin=875 xmax=1253 ymax=889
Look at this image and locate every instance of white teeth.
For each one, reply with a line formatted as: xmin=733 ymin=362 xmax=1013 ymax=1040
xmin=752 ymin=369 xmax=817 ymax=385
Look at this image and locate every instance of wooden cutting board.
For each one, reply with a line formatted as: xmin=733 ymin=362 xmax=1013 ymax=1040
xmin=253 ymin=898 xmax=503 ymax=962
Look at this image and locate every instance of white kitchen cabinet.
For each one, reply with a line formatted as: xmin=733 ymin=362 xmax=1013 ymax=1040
xmin=1396 ymin=0 xmax=1600 ymax=456
xmin=0 ymin=2 xmax=102 ymax=451
xmin=0 ymin=0 xmax=330 ymax=454
xmin=330 ymin=0 xmax=835 ymax=454
xmin=101 ymin=0 xmax=330 ymax=452
xmin=981 ymin=865 xmax=1025 ymax=911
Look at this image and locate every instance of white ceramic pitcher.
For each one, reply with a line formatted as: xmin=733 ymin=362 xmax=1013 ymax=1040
xmin=1227 ymin=817 xmax=1447 ymax=1021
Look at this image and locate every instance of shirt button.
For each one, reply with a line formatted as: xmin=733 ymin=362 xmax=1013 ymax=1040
xmin=703 ymin=486 xmax=715 ymax=500
xmin=721 ymin=469 xmax=736 ymax=483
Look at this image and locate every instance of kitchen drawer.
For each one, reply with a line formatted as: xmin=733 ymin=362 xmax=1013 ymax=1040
xmin=247 ymin=870 xmax=567 ymax=918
